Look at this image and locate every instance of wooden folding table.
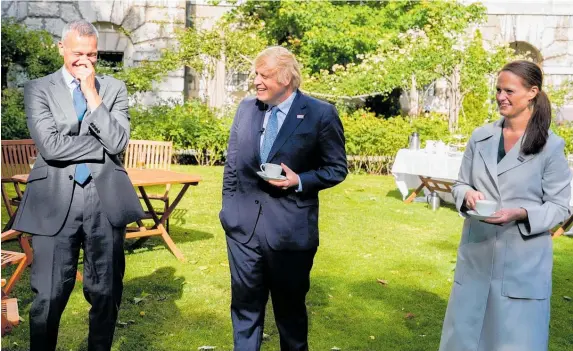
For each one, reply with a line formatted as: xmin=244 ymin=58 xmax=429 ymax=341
xmin=11 ymin=169 xmax=201 ymax=262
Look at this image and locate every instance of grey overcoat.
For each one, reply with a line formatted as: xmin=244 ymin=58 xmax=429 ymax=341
xmin=439 ymin=118 xmax=572 ymax=351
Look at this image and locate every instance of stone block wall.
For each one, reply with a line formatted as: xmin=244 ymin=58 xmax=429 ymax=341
xmin=1 ymin=0 xmax=187 ymax=105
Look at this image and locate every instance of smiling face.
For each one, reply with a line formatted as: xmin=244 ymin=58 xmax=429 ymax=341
xmin=253 ymin=58 xmax=293 ymax=106
xmin=496 ymin=71 xmax=539 ymax=119
xmin=58 ymin=31 xmax=98 ymax=78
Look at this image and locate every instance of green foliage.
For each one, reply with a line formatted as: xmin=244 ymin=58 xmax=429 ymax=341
xmin=1 ymin=19 xmax=62 ymax=87
xmin=341 ymin=110 xmax=451 ymax=173
xmin=98 ymin=59 xmax=177 ymax=95
xmin=1 ymin=88 xmax=29 ymax=140
xmin=546 ymin=79 xmax=573 ymax=119
xmin=552 ymin=122 xmax=573 ymax=155
xmin=129 ymin=100 xmax=232 ymax=165
xmin=1 ymin=20 xmax=60 ymax=139
xmin=300 ymin=1 xmax=488 ymax=97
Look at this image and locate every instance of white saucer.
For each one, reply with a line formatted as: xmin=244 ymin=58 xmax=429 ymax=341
xmin=467 ymin=210 xmax=501 ymax=221
xmin=257 ymin=171 xmax=287 ymax=181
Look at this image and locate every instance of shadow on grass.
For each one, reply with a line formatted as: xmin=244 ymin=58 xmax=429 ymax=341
xmin=112 ymin=266 xmax=229 ymax=351
xmin=125 ymin=226 xmax=215 ymax=255
xmin=385 ymin=189 xmax=405 ymax=201
xmin=73 ymin=266 xmax=189 ymax=350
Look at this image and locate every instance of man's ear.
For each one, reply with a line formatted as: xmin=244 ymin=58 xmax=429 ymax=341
xmin=58 ymin=41 xmax=65 ymax=56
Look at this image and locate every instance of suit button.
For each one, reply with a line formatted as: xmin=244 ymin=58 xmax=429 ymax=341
xmin=255 ymin=200 xmax=259 ymax=204
xmin=69 ymin=175 xmax=73 ymax=180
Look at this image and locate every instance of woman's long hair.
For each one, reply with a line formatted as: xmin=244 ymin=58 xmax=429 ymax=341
xmin=500 ymin=60 xmax=551 ymax=155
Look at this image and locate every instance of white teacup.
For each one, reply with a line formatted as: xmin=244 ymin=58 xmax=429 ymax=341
xmin=260 ymin=163 xmax=283 ymax=178
xmin=475 ymin=200 xmax=497 ymax=216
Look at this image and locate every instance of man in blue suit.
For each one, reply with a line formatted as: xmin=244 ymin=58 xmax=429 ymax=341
xmin=219 ymin=46 xmax=348 ymax=350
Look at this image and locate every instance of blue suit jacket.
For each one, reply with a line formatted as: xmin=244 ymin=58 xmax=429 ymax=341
xmin=219 ymin=91 xmax=348 ymax=250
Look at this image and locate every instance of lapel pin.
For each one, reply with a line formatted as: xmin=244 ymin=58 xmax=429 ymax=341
xmin=517 ymin=155 xmax=525 ymax=162
xmin=297 ymin=114 xmax=305 ymax=119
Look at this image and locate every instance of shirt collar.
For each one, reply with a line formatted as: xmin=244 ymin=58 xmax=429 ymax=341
xmin=272 ymin=91 xmax=297 ymax=115
xmin=61 ymin=66 xmax=76 ymax=87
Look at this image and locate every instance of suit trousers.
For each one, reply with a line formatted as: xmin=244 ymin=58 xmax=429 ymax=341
xmin=29 ymin=180 xmax=125 ymax=351
xmin=226 ymin=219 xmax=317 ymax=351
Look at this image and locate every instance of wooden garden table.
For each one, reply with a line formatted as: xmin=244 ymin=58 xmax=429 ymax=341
xmin=11 ymin=168 xmax=201 ymax=262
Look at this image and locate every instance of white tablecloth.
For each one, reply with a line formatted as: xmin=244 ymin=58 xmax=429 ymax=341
xmin=391 ymin=149 xmax=463 ymax=203
xmin=391 ymin=149 xmax=573 ymax=209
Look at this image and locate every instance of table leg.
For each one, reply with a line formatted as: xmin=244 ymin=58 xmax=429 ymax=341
xmin=158 ymin=223 xmax=185 ymax=262
xmin=128 ymin=184 xmax=194 ymax=261
xmin=404 ymin=183 xmax=425 ymax=203
xmin=552 ymin=215 xmax=573 ymax=239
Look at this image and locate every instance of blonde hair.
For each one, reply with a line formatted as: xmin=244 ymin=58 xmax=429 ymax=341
xmin=254 ymin=46 xmax=302 ymax=89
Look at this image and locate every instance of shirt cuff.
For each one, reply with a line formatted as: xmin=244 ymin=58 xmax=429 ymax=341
xmin=295 ymin=175 xmax=303 ymax=192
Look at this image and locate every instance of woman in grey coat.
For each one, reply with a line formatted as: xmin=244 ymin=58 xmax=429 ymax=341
xmin=439 ymin=60 xmax=572 ymax=351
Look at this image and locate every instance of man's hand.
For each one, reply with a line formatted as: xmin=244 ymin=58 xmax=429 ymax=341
xmin=268 ymin=163 xmax=299 ymax=190
xmin=484 ymin=208 xmax=527 ymax=225
xmin=464 ymin=190 xmax=485 ymax=210
xmin=75 ymin=59 xmax=102 ymax=111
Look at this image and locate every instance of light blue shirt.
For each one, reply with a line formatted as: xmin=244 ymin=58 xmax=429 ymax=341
xmin=61 ymin=66 xmax=79 ymax=98
xmin=62 ymin=66 xmax=96 ymax=112
xmin=260 ymin=91 xmax=302 ymax=192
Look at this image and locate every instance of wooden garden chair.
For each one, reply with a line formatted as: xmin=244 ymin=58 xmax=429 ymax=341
xmin=1 ymin=279 xmax=20 ymax=336
xmin=1 ymin=139 xmax=37 ymax=225
xmin=124 ymin=140 xmax=174 ymax=231
xmin=1 ymin=249 xmax=28 ymax=296
xmin=1 ymin=229 xmax=32 ymax=295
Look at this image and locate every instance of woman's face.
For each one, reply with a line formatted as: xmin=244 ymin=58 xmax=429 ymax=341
xmin=496 ymin=71 xmax=538 ymax=119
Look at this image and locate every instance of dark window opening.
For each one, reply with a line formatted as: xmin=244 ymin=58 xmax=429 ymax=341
xmin=98 ymin=51 xmax=124 ymax=71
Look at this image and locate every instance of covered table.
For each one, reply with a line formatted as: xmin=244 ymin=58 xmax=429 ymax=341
xmin=391 ymin=149 xmax=464 ymax=204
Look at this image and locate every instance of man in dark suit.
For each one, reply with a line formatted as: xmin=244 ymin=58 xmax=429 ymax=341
xmin=11 ymin=20 xmax=144 ymax=351
xmin=219 ymin=46 xmax=348 ymax=350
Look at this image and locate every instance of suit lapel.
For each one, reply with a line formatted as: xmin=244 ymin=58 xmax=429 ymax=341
xmin=50 ymin=68 xmax=79 ymax=134
xmin=476 ymin=120 xmax=501 ymax=193
xmin=253 ymin=100 xmax=267 ymax=164
xmin=497 ymin=134 xmax=536 ymax=175
xmin=266 ymin=92 xmax=307 ymax=163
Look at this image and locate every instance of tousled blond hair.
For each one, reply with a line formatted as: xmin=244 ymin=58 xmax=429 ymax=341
xmin=254 ymin=46 xmax=302 ymax=89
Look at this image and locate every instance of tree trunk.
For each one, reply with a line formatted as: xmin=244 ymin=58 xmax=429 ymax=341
xmin=448 ymin=65 xmax=461 ymax=132
xmin=408 ymin=74 xmax=419 ymax=117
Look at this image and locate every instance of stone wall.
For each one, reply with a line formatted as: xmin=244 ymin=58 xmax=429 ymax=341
xmin=474 ymin=0 xmax=573 ymax=120
xmin=1 ymin=0 xmax=187 ymax=105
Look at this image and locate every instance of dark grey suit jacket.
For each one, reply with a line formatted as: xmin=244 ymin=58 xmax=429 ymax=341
xmin=219 ymin=92 xmax=348 ymax=250
xmin=12 ymin=68 xmax=145 ymax=236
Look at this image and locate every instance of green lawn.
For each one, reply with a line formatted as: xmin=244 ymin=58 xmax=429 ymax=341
xmin=2 ymin=165 xmax=572 ymax=350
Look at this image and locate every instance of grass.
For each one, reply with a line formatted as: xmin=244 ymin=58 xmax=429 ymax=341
xmin=2 ymin=165 xmax=572 ymax=350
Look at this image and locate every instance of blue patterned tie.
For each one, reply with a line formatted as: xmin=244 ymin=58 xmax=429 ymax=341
xmin=260 ymin=107 xmax=279 ymax=163
xmin=73 ymin=81 xmax=90 ymax=184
